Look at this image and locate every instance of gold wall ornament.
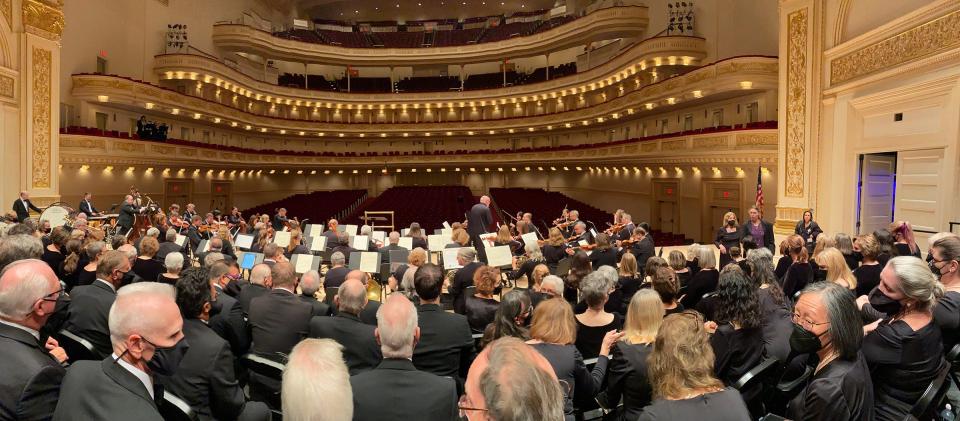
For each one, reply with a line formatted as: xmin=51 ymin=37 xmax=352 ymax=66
xmin=31 ymin=47 xmax=51 ymax=189
xmin=641 ymin=142 xmax=658 ymax=152
xmin=784 ymin=8 xmax=808 ymax=198
xmin=693 ymin=136 xmax=728 ymax=149
xmin=661 ymin=139 xmax=687 ymax=151
xmin=22 ymin=0 xmax=64 ymax=40
xmin=113 ymin=142 xmax=145 ymax=153
xmin=736 ymin=133 xmax=778 ymax=147
xmin=0 ymin=0 xmax=11 ymax=29
xmin=0 ymin=74 xmax=13 ymax=98
xmin=829 ymin=10 xmax=960 ymax=86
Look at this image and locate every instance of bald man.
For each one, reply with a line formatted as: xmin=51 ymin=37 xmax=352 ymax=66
xmin=0 ymin=260 xmax=67 ymax=421
xmin=462 ymin=337 xmax=564 ymax=421
xmin=53 ymin=283 xmax=187 ymax=421
xmin=467 ymin=195 xmax=493 ymax=263
xmin=309 ymin=279 xmax=381 ymax=375
xmin=342 ymin=269 xmax=381 ymax=326
xmin=238 ymin=263 xmax=272 ymax=315
xmin=351 ymin=294 xmax=457 ymax=421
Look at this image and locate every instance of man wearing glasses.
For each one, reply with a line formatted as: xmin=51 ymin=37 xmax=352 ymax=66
xmin=0 ymin=259 xmax=68 ymax=420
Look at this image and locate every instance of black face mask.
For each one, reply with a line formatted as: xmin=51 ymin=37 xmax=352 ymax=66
xmin=929 ymin=260 xmax=946 ymax=280
xmin=813 ymin=268 xmax=828 ymax=283
xmin=852 ymin=251 xmax=864 ymax=262
xmin=789 ymin=323 xmax=828 ymax=355
xmin=144 ymin=337 xmax=190 ymax=376
xmin=726 ymin=220 xmax=736 ymax=227
xmin=868 ymin=288 xmax=902 ymax=316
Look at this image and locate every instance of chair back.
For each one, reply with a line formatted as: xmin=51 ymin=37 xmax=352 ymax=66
xmin=909 ymin=362 xmax=951 ymax=420
xmin=733 ymin=357 xmax=780 ymax=418
xmin=323 ymin=287 xmax=340 ymax=307
xmin=241 ymin=353 xmax=287 ymax=381
xmin=158 ymin=391 xmax=199 ymax=421
xmin=56 ymin=329 xmax=101 ymax=362
xmin=734 ymin=358 xmax=779 ymax=390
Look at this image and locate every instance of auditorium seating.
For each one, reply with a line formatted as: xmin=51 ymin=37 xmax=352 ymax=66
xmin=477 ymin=21 xmax=540 ymax=43
xmin=241 ymin=190 xmax=368 ymax=226
xmin=432 ymin=28 xmax=483 ymax=46
xmin=335 ymin=76 xmax=392 ymax=93
xmin=464 ymin=71 xmax=519 ymax=90
xmin=395 ymin=76 xmax=461 ymax=93
xmin=344 ymin=186 xmax=475 ymax=232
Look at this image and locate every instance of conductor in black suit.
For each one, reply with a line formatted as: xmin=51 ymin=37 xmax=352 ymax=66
xmin=308 ymin=279 xmax=381 ymax=375
xmin=351 ymin=293 xmax=458 ymax=421
xmin=467 ymin=195 xmax=494 ymax=263
xmin=158 ymin=271 xmax=269 ymax=421
xmin=0 ymin=260 xmax=68 ymax=421
xmin=411 ymin=264 xmax=473 ymax=384
xmin=53 ymin=282 xmax=188 ymax=421
xmin=61 ymin=250 xmax=130 ymax=356
xmin=117 ymin=194 xmax=142 ymax=235
xmin=739 ymin=206 xmax=776 ymax=255
xmin=12 ymin=191 xmax=42 ymax=222
xmin=78 ymin=192 xmax=100 ymax=217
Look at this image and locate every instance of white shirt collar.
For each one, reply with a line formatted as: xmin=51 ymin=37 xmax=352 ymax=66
xmin=96 ymin=278 xmax=117 ymax=292
xmin=274 ymin=286 xmax=295 ymax=294
xmin=0 ymin=319 xmax=40 ymax=340
xmin=111 ymin=353 xmax=154 ymax=399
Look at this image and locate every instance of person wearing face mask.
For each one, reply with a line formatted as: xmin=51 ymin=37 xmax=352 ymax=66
xmin=861 ymin=257 xmax=946 ymax=421
xmin=715 ymin=212 xmax=742 ymax=268
xmin=61 ymin=250 xmax=130 ymax=356
xmin=786 ymin=282 xmax=874 ymax=420
xmin=0 ymin=260 xmax=68 ymax=421
xmin=53 ymin=282 xmax=188 ymax=421
xmin=929 ymin=234 xmax=960 ymax=349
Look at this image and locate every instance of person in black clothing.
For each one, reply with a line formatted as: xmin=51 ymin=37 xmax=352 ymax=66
xmin=406 ymin=223 xmax=429 ymax=250
xmin=574 ymin=268 xmax=624 ymax=359
xmin=715 ymin=211 xmax=742 ymax=268
xmin=783 ymin=234 xmax=813 ymax=299
xmin=739 ymin=206 xmax=775 ymax=255
xmin=608 ymin=253 xmax=643 ymax=314
xmin=116 ymin=195 xmax=142 ymax=235
xmin=465 ymin=265 xmax=501 ymax=333
xmin=78 ymin=192 xmax=100 ymax=217
xmin=308 ymin=279 xmax=381 ymax=375
xmin=666 ymin=250 xmax=692 ymax=289
xmin=930 ymin=234 xmax=960 ymax=350
xmin=541 ymin=227 xmax=569 ymax=271
xmin=61 ymin=250 xmax=129 ymax=356
xmin=708 ymin=267 xmax=764 ymax=414
xmin=271 ymin=207 xmax=289 ymax=231
xmin=585 ymin=233 xmax=617 ymax=270
xmin=862 ymin=257 xmax=944 ymax=421
xmin=299 ymin=270 xmax=331 ymax=317
xmin=679 ymin=246 xmax=718 ymax=309
xmin=787 ymin=282 xmax=875 ymax=420
xmin=40 ymin=227 xmax=67 ymax=279
xmin=621 ymin=226 xmax=655 ymax=269
xmin=564 ymin=250 xmax=592 ymax=305
xmin=889 ymin=221 xmax=922 ymax=258
xmin=508 ymin=242 xmax=546 ymax=288
xmin=651 ymin=266 xmax=684 ymax=316
xmin=467 ymin=196 xmax=494 ymax=262
xmin=11 ymin=191 xmax=42 ymax=222
xmin=835 ymin=233 xmax=859 ymax=271
xmin=853 ymin=234 xmax=884 ymax=297
xmin=795 ymin=210 xmax=823 ymax=254
xmin=873 ymin=229 xmax=897 ymax=267
xmin=597 ymin=289 xmax=663 ymax=420
xmin=411 ymin=264 xmax=474 ymax=383
xmin=480 ymin=290 xmax=531 ymax=350
xmin=449 ymin=248 xmax=481 ymax=314
xmin=238 ymin=264 xmax=272 ymax=316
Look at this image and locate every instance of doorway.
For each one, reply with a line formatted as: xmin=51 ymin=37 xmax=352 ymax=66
xmin=164 ymin=179 xmax=193 ymax=212
xmin=653 ymin=181 xmax=679 ymax=234
xmin=210 ymin=181 xmax=233 ymax=214
xmin=856 ymin=153 xmax=896 ymax=235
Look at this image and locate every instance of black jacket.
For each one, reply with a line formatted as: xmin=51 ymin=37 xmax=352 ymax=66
xmin=308 ymin=313 xmax=381 ymax=375
xmin=52 ymin=357 xmax=163 ymax=421
xmin=350 ymin=358 xmax=458 ymax=421
xmin=78 ymin=200 xmax=98 ymax=217
xmin=248 ymin=289 xmax=313 ymax=357
xmin=238 ymin=284 xmax=270 ymax=316
xmin=467 ymin=204 xmax=492 ymax=238
xmin=739 ymin=220 xmax=776 ymax=254
xmin=0 ymin=323 xmax=65 ymax=421
xmin=12 ymin=199 xmax=41 ymax=222
xmin=117 ymin=203 xmax=138 ymax=230
xmin=61 ymin=280 xmax=116 ymax=356
xmin=378 ymin=244 xmax=407 ymax=264
xmin=208 ymin=286 xmax=250 ymax=358
xmin=299 ymin=295 xmax=332 ymax=317
xmin=156 ymin=319 xmax=246 ymax=421
xmin=450 ymin=261 xmax=482 ymax=314
xmin=413 ymin=304 xmax=474 ymax=379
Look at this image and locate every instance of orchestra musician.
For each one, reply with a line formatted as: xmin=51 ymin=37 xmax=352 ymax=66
xmin=116 ymin=194 xmax=143 ymax=234
xmin=521 ymin=212 xmax=542 ymax=238
xmin=323 ymin=218 xmax=340 ymax=244
xmin=542 ymin=227 xmax=568 ymax=271
xmin=614 ymin=212 xmax=636 ymax=242
xmin=185 ymin=215 xmax=204 ymax=252
xmin=182 ymin=203 xmax=198 ymax=221
xmin=78 ymin=192 xmax=101 ymax=217
xmin=566 ymin=221 xmax=593 ymax=246
xmin=557 ymin=210 xmax=580 ymax=237
xmin=226 ymin=207 xmax=242 ymax=226
xmin=12 ymin=191 xmax=42 ymax=222
xmin=493 ymin=225 xmax=523 ymax=256
xmin=272 ymin=208 xmax=289 ymax=231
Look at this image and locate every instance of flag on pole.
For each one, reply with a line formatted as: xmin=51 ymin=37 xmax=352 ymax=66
xmin=755 ymin=165 xmax=765 ymax=217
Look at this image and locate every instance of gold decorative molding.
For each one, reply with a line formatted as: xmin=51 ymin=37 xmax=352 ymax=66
xmin=22 ymin=0 xmax=64 ymax=40
xmin=641 ymin=143 xmax=658 ymax=152
xmin=784 ymin=8 xmax=808 ymax=198
xmin=113 ymin=142 xmax=145 ymax=153
xmin=829 ymin=9 xmax=960 ymax=86
xmin=661 ymin=140 xmax=688 ymax=151
xmin=736 ymin=133 xmax=778 ymax=147
xmin=774 ymin=205 xmax=808 ymax=234
xmin=0 ymin=0 xmax=11 ymax=28
xmin=61 ymin=136 xmax=105 ymax=149
xmin=0 ymin=74 xmax=13 ymax=98
xmin=693 ymin=136 xmax=727 ymax=149
xmin=31 ymin=47 xmax=51 ymax=189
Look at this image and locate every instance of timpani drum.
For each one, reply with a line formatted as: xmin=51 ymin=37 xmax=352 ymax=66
xmin=39 ymin=205 xmax=75 ymax=228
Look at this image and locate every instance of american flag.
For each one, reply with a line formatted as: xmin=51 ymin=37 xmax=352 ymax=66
xmin=755 ymin=165 xmax=764 ymax=217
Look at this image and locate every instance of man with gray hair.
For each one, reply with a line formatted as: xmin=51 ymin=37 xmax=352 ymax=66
xmin=463 ymin=337 xmax=564 ymax=421
xmin=117 ymin=244 xmax=144 ymax=285
xmin=203 ymin=251 xmax=225 ymax=268
xmin=450 ymin=247 xmax=481 ymax=314
xmin=157 ymin=228 xmax=184 ymax=263
xmin=0 ymin=260 xmax=67 ymax=420
xmin=324 ymin=251 xmax=349 ymax=288
xmin=350 ymin=294 xmax=457 ymax=420
xmin=378 ymin=231 xmax=405 ymax=264
xmin=299 ymin=270 xmax=331 ymax=316
xmin=282 ymin=339 xmax=353 ymax=421
xmin=261 ymin=243 xmax=281 ymax=268
xmin=345 ymin=269 xmax=380 ymax=325
xmin=53 ymin=283 xmax=187 ymax=420
xmin=0 ymin=233 xmax=43 ymax=272
xmin=238 ymin=263 xmax=272 ymax=315
xmin=309 ymin=279 xmax=381 ymax=375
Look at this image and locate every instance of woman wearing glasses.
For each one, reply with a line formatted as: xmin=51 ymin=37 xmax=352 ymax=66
xmin=787 ymin=282 xmax=873 ymax=420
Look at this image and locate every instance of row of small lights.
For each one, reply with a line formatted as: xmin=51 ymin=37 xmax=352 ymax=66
xmin=341 ymin=1 xmax=517 ymax=15
xmin=72 ymin=164 xmax=770 ymax=176
xmin=95 ymin=83 xmax=753 ymax=137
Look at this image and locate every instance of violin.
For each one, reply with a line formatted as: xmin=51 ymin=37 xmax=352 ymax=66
xmin=605 ymin=223 xmax=626 ymax=235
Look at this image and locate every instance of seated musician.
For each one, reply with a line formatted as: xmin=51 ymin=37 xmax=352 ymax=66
xmin=323 ymin=218 xmax=340 ymax=245
xmin=272 ymin=208 xmax=289 ymax=231
xmin=226 ymin=207 xmax=242 ymax=226
xmin=493 ymin=225 xmax=523 ymax=256
xmin=78 ymin=192 xmax=100 ymax=217
xmin=183 ymin=203 xmax=197 ymax=221
xmin=619 ymin=226 xmax=655 ymax=268
xmin=614 ymin=213 xmax=636 ymax=242
xmin=562 ymin=210 xmax=581 ymax=237
xmin=521 ymin=213 xmax=542 ymax=237
xmin=567 ymin=222 xmax=593 ymax=246
xmin=186 ymin=215 xmax=204 ymax=252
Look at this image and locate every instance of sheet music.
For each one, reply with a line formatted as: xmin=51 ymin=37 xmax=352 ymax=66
xmin=398 ymin=237 xmax=413 ymax=250
xmin=579 ymin=240 xmax=588 ymax=247
xmin=372 ymin=231 xmax=386 ymax=244
xmin=485 ymin=245 xmax=513 ymax=267
xmin=235 ymin=234 xmax=254 ymax=249
xmin=292 ymin=254 xmax=315 ymax=274
xmin=441 ymin=228 xmax=452 ymax=242
xmin=401 ymin=228 xmax=410 ymax=237
xmin=478 ymin=233 xmax=497 ymax=248
xmin=273 ymin=230 xmax=292 ymax=246
xmin=174 ymin=234 xmax=187 ymax=248
xmin=428 ymin=234 xmax=445 ymax=252
xmin=442 ymin=247 xmax=476 ymax=270
xmin=358 ymin=252 xmax=379 ymax=273
xmin=306 ymin=224 xmax=323 ymax=237
xmin=443 ymin=221 xmax=451 ymax=229
xmin=344 ymin=224 xmax=358 ymax=236
xmin=521 ymin=232 xmax=538 ymax=246
xmin=308 ymin=235 xmax=327 ymax=252
xmin=352 ymin=235 xmax=369 ymax=250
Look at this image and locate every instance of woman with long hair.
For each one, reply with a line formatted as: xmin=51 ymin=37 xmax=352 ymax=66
xmin=782 ymin=234 xmax=813 ymax=299
xmin=285 ymin=229 xmax=310 ymax=258
xmin=709 ymin=267 xmax=764 ymax=399
xmin=494 ymin=224 xmax=522 ymax=255
xmin=815 ymin=247 xmax=857 ymax=291
xmin=597 ymin=289 xmax=663 ymax=420
xmin=252 ymin=226 xmax=274 ymax=253
xmin=406 ymin=222 xmax=428 ymax=250
xmin=564 ymin=250 xmax=592 ymax=304
xmin=715 ymin=211 xmax=742 ymax=268
xmin=542 ymin=227 xmax=569 ymax=271
xmin=889 ymin=221 xmax=921 ymax=258
xmin=639 ymin=311 xmax=751 ymax=420
xmin=744 ymin=248 xmax=792 ymax=361
xmin=60 ymin=239 xmax=84 ymax=291
xmin=480 ymin=290 xmax=531 ymax=349
xmin=609 ymin=252 xmax=642 ymax=314
xmin=651 ymin=266 xmax=683 ymax=315
xmin=835 ymin=232 xmax=858 ymax=270
xmin=588 ymin=233 xmax=618 ymax=270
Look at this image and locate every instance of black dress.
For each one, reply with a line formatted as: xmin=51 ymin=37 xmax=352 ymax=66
xmin=464 ymin=295 xmax=499 ymax=333
xmin=608 ymin=276 xmax=642 ymax=314
xmin=843 ymin=252 xmax=859 ymax=271
xmin=637 ymin=387 xmax=751 ymax=421
xmin=786 ymin=353 xmax=875 ymax=421
xmin=710 ymin=324 xmax=764 ymax=399
xmin=933 ymin=291 xmax=960 ymax=350
xmin=132 ymin=258 xmax=165 ymax=285
xmin=41 ymin=248 xmax=65 ymax=279
xmin=597 ymin=341 xmax=653 ymax=421
xmin=714 ymin=228 xmax=741 ymax=268
xmin=664 ymin=304 xmax=686 ymax=316
xmin=758 ymin=287 xmax=793 ymax=362
xmin=775 ymin=255 xmax=793 ymax=281
xmin=863 ymin=319 xmax=945 ymax=421
xmin=782 ymin=262 xmax=812 ymax=299
xmin=679 ymin=269 xmax=718 ymax=309
xmin=894 ymin=243 xmax=921 ymax=259
xmin=531 ymin=343 xmax=608 ymax=421
xmin=675 ymin=270 xmax=693 ymax=289
xmin=853 ymin=263 xmax=882 ymax=297
xmin=75 ymin=268 xmax=97 ymax=289
xmin=542 ymin=244 xmax=567 ymax=270
xmin=574 ymin=313 xmax=623 ymax=359
xmin=589 ymin=248 xmax=618 ymax=270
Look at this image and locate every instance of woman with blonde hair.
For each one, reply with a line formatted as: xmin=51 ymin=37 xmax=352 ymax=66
xmin=668 ymin=250 xmax=692 ymax=288
xmin=815 ymin=247 xmax=857 ymax=291
xmin=597 ymin=289 xmax=663 ymax=420
xmin=400 ymin=247 xmax=428 ymax=293
xmin=528 ymin=298 xmax=620 ymax=420
xmin=609 ymin=252 xmax=642 ymax=314
xmin=853 ymin=234 xmax=883 ymax=296
xmin=494 ymin=224 xmax=522 ymax=255
xmin=528 ymin=263 xmax=553 ymax=307
xmin=449 ymin=227 xmax=470 ymax=247
xmin=638 ymin=311 xmax=751 ymax=420
xmin=542 ymin=227 xmax=569 ymax=270
xmin=715 ymin=211 xmax=742 ymax=268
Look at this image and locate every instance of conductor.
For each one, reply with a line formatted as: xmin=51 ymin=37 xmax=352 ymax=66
xmin=467 ymin=195 xmax=493 ymax=263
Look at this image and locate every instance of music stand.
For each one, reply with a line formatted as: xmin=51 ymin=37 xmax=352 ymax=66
xmin=553 ymin=257 xmax=572 ymax=277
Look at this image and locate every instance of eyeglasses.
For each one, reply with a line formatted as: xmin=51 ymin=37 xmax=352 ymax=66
xmin=457 ymin=394 xmax=488 ymax=418
xmin=41 ymin=288 xmax=64 ymax=302
xmin=792 ymin=313 xmax=830 ymax=330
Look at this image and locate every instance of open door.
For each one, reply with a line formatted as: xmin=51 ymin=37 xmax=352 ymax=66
xmin=857 ymin=153 xmax=896 ymax=235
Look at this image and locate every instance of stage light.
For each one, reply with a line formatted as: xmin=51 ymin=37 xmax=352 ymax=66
xmin=511 ymin=167 xmax=517 ymax=172
xmin=171 ymin=108 xmax=180 ymax=114
xmin=410 ymin=168 xmax=418 ymax=173
xmin=193 ymin=113 xmax=202 ymax=119
xmin=396 ymin=168 xmax=402 ymax=173
xmin=231 ymin=122 xmax=238 ymax=127
xmin=103 ymin=166 xmax=113 ymax=172
xmin=260 ymin=128 xmax=267 ymax=133
xmin=576 ymin=167 xmax=582 ymax=171
xmin=537 ymin=166 xmax=544 ymax=171
xmin=97 ymin=95 xmax=109 ymax=102
xmin=692 ymin=167 xmax=701 ymax=174
xmin=739 ymin=81 xmax=753 ymax=89
xmin=508 ymin=129 xmax=515 ymax=133
xmin=380 ymin=133 xmax=386 ymax=138
xmin=324 ymin=170 xmax=330 ymax=175
xmin=735 ymin=167 xmax=744 ymax=176
xmin=353 ymin=169 xmax=359 ymax=174
xmin=299 ymin=131 xmax=305 ymax=136
xmin=426 ymin=168 xmax=432 ymax=173
xmin=296 ymin=170 xmax=303 ymax=174
xmin=269 ymin=170 xmax=275 ymax=174
xmin=470 ymin=168 xmax=476 ymax=172
xmin=692 ymin=90 xmax=703 ymax=98
xmin=440 ymin=168 xmax=446 ymax=172
xmin=563 ymin=166 xmax=569 ymax=171
xmin=550 ymin=166 xmax=556 ymax=171
xmin=338 ymin=170 xmax=344 ymax=174
xmin=659 ymin=167 xmax=666 ymax=173
xmin=80 ymin=165 xmax=89 ymax=171
xmin=125 ymin=166 xmax=135 ymax=173
xmin=318 ymin=132 xmax=325 ymax=136
xmin=497 ymin=168 xmax=503 ymax=172
xmin=279 ymin=129 xmax=286 ymax=134
xmin=454 ymin=168 xmax=460 ymax=172
xmin=674 ymin=167 xmax=683 ymax=174
xmin=145 ymin=102 xmax=154 ymax=109
xmin=524 ymin=167 xmax=531 ymax=171
xmin=761 ymin=167 xmax=771 ymax=175
xmin=338 ymin=133 xmax=344 ymax=137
